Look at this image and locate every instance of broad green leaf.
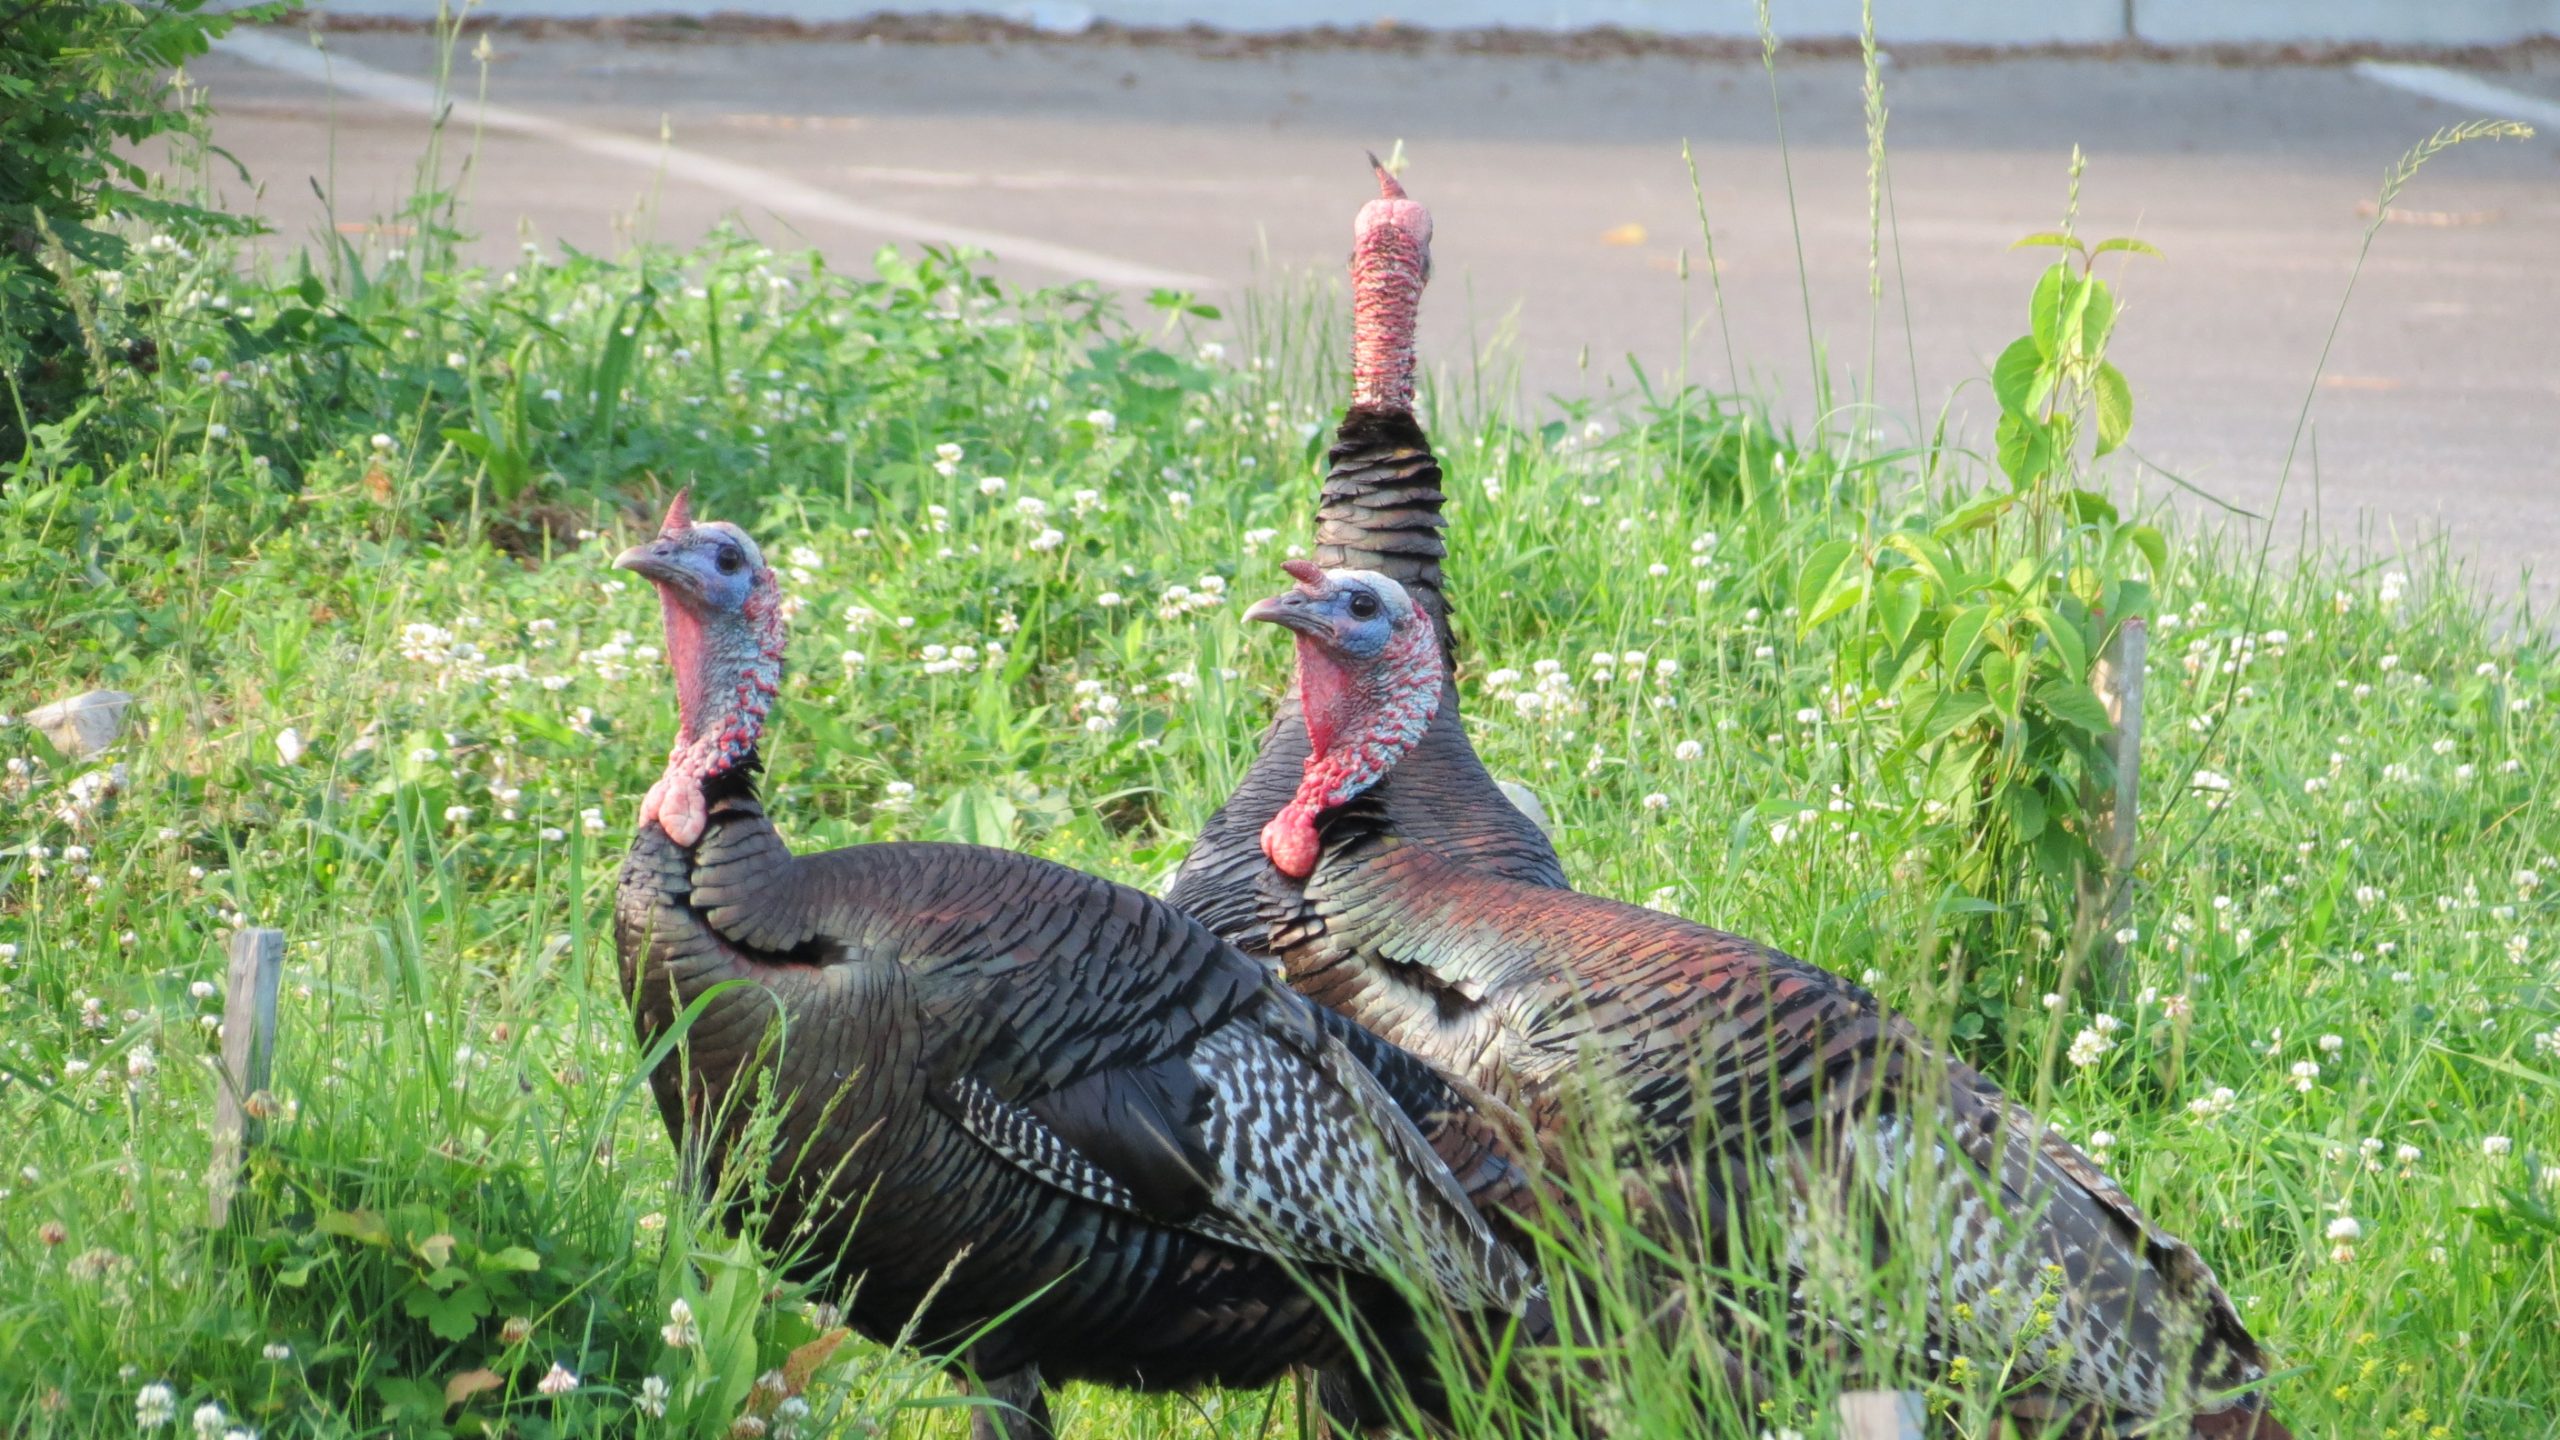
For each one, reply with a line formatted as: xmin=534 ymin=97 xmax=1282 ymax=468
xmin=2035 ymin=679 xmax=2116 ymax=735
xmin=2093 ymin=361 xmax=2134 ymax=456
xmin=2092 ymin=236 xmax=2161 ymax=257
xmin=1940 ymin=603 xmax=1993 ymax=679
xmin=2123 ymin=522 xmax=2168 ymax=577
xmin=2082 ymin=276 xmax=2117 ymax=355
xmin=479 ymin=1245 xmax=541 ymax=1274
xmin=1792 ymin=538 xmax=1859 ymax=630
xmin=2058 ymin=487 xmax=2119 ymax=527
xmin=1876 ymin=574 xmax=1925 ymax=651
xmin=1933 ymin=490 xmax=2015 ymax=539
xmin=1884 ymin=531 xmax=1956 ymax=597
xmin=2030 ymin=261 xmax=2072 ymax=360
xmin=1919 ymin=688 xmax=1994 ymax=747
xmin=402 ymin=1279 xmax=491 ymax=1343
xmin=2002 ymin=783 xmax=2048 ymax=841
xmin=1980 ymin=649 xmax=2016 ymax=716
xmin=2010 ymin=231 xmax=2079 ymax=251
xmin=317 ymin=1209 xmax=390 ymax=1247
xmin=1990 ymin=336 xmax=2049 ymax=420
xmin=1996 ymin=413 xmax=2062 ymax=490
xmin=2028 ymin=606 xmax=2088 ymax=680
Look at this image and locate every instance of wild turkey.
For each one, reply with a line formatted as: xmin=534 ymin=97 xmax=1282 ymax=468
xmin=610 ymin=498 xmax=1544 ymax=1440
xmin=1165 ymin=159 xmax=1565 ymax=950
xmin=1244 ymin=562 xmax=2293 ymax=1440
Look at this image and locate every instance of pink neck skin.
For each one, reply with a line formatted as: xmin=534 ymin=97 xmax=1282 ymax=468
xmin=642 ymin=572 xmax=785 ymax=847
xmin=1349 ymin=187 xmax=1429 ymax=414
xmin=1260 ymin=620 xmax=1443 ymax=879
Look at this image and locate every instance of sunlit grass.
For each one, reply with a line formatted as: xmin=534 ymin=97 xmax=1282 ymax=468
xmin=0 ymin=178 xmax=2552 ymax=1438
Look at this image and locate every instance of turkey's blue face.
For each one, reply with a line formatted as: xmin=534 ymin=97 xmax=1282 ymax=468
xmin=616 ymin=521 xmax=766 ymax=616
xmin=1246 ymin=562 xmax=1415 ymax=662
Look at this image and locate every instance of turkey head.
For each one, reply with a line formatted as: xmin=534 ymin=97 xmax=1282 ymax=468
xmin=615 ymin=491 xmax=785 ymax=845
xmin=1245 ymin=560 xmax=1441 ymax=877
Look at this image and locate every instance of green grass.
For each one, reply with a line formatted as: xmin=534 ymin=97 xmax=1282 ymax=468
xmin=3 ymin=110 xmax=2558 ymax=1440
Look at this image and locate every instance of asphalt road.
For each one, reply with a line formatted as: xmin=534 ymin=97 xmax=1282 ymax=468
xmin=188 ymin=26 xmax=2560 ymax=613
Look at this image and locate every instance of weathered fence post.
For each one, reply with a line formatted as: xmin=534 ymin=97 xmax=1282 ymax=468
xmin=2077 ymin=615 xmax=2147 ymax=1004
xmin=1837 ymin=1389 xmax=1925 ymax=1440
xmin=208 ymin=927 xmax=285 ymax=1228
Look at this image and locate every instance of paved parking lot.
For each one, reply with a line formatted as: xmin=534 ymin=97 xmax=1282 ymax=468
xmin=192 ymin=24 xmax=2560 ymax=613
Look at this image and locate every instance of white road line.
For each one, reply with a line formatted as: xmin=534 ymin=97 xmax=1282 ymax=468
xmin=2354 ymin=61 xmax=2560 ymax=134
xmin=210 ymin=28 xmax=1223 ymax=291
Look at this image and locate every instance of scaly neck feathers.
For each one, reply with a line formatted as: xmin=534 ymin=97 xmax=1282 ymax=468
xmin=1261 ymin=619 xmax=1442 ymax=879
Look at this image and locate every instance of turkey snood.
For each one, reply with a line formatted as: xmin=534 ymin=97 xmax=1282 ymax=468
xmin=1348 ymin=163 xmax=1430 ymax=415
xmin=1255 ymin=562 xmax=1440 ymax=880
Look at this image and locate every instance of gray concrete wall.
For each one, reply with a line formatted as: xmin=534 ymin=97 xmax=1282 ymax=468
xmin=296 ymin=0 xmax=2560 ymax=46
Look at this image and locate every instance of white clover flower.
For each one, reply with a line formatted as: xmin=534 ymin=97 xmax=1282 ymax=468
xmin=443 ymin=805 xmax=474 ymax=827
xmin=2396 ymin=1143 xmax=2423 ymax=1166
xmin=1640 ymin=792 xmax=1670 ymax=812
xmin=2318 ymin=1034 xmax=2344 ymax=1053
xmin=581 ymin=807 xmax=608 ymax=836
xmin=881 ymin=781 xmax=916 ymax=811
xmin=194 ymin=1404 xmax=227 ymax=1440
xmin=539 ymin=826 xmax=566 ymax=843
xmin=137 ymin=1383 xmax=177 ymax=1428
xmin=1095 ymin=591 xmax=1124 ymax=609
xmin=2186 ymin=1085 xmax=2238 ymax=1120
xmin=261 ymin=1342 xmax=291 ymax=1362
xmin=1673 ymin=740 xmax=1704 ymax=762
xmin=1028 ymin=528 xmax=1066 ymax=552
xmin=2326 ymin=1216 xmax=2362 ymax=1242
xmin=2190 ymin=770 xmax=2233 ymax=793
xmin=978 ymin=475 xmax=1007 ymax=497
xmin=662 ymin=1297 xmax=700 ymax=1347
xmin=1085 ymin=408 xmax=1117 ymax=432
xmin=537 ymin=1363 xmax=577 ymax=1396
xmin=2067 ymin=1029 xmax=2113 ymax=1068
xmin=2290 ymin=1060 xmax=2321 ymax=1092
xmin=370 ymin=433 xmax=394 ymax=452
xmin=126 ymin=1045 xmax=157 ymax=1084
xmin=637 ymin=1375 xmax=670 ymax=1418
xmin=2483 ymin=1135 xmax=2513 ymax=1158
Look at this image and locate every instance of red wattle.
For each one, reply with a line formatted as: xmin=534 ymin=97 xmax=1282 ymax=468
xmin=1262 ymin=807 xmax=1320 ymax=880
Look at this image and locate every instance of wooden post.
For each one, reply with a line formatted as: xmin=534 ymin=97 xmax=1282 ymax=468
xmin=2077 ymin=616 xmax=2147 ymax=1005
xmin=208 ymin=927 xmax=284 ymax=1228
xmin=1836 ymin=1389 xmax=1925 ymax=1440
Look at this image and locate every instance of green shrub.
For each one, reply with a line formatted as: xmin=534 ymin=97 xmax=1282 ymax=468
xmin=0 ymin=0 xmax=277 ymax=457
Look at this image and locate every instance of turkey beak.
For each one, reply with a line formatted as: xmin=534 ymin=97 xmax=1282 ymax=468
xmin=1246 ymin=589 xmax=1328 ymax=637
xmin=615 ymin=540 xmax=688 ymax=589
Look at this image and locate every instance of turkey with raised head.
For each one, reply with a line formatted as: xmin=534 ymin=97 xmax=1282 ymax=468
xmin=1244 ymin=560 xmax=2293 ymax=1440
xmin=611 ymin=498 xmax=1543 ymax=1440
xmin=1164 ymin=159 xmax=1565 ymax=951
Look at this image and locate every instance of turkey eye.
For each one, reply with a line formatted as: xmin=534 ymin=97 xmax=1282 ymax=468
xmin=715 ymin=545 xmax=742 ymax=575
xmin=1347 ymin=592 xmax=1379 ymax=620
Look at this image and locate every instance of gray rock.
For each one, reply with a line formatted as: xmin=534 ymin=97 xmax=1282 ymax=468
xmin=26 ymin=690 xmax=135 ymax=760
xmin=1496 ymin=779 xmax=1553 ymax=838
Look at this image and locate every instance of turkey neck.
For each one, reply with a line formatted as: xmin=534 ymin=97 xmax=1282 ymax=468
xmin=659 ymin=575 xmax=784 ymax=794
xmin=1348 ymin=225 xmax=1422 ymax=415
xmin=1265 ymin=621 xmax=1441 ymax=878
